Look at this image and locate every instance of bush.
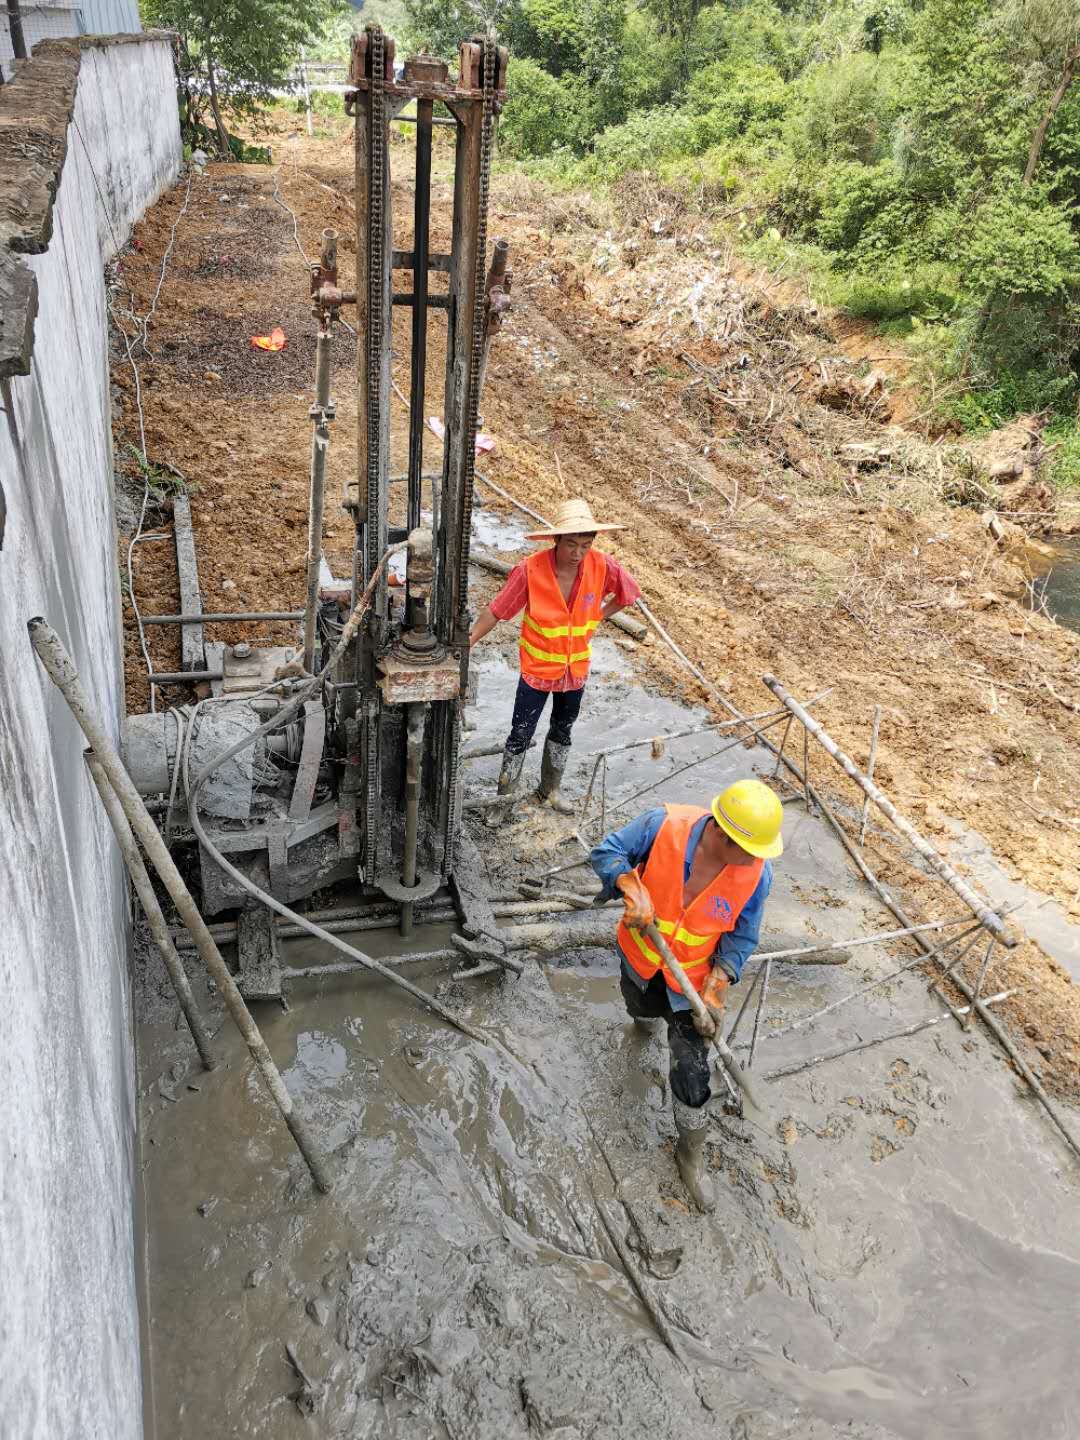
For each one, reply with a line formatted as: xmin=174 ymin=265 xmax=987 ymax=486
xmin=1046 ymin=418 xmax=1080 ymax=490
xmin=589 ymin=106 xmax=697 ymax=178
xmin=684 ymin=60 xmax=789 ymax=147
xmin=500 ymin=57 xmax=586 ymax=157
xmin=791 ymin=52 xmax=899 ymax=166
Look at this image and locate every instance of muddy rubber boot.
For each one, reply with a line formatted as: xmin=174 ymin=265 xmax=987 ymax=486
xmin=537 ymin=738 xmax=575 ymax=814
xmin=497 ymin=745 xmax=526 ymax=797
xmin=632 ymin=1017 xmax=659 ymax=1036
xmin=673 ymin=1098 xmax=716 ymax=1214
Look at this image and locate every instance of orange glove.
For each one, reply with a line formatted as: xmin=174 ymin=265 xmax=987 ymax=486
xmin=697 ymin=966 xmax=730 ymax=1037
xmin=615 ymin=871 xmax=655 ymax=929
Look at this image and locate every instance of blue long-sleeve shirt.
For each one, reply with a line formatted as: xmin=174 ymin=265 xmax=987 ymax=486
xmin=590 ymin=806 xmax=772 ymax=1010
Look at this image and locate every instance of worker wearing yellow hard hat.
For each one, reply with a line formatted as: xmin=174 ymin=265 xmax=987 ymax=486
xmin=589 ymin=778 xmax=783 ymax=1213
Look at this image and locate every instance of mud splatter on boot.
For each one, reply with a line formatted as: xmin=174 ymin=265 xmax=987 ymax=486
xmin=673 ymin=1098 xmax=716 ymax=1214
xmin=537 ymin=738 xmax=574 ymax=815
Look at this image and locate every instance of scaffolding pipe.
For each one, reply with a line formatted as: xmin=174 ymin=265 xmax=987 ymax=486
xmin=85 ymin=753 xmax=216 ymax=1071
xmin=303 ymin=230 xmax=337 ymax=673
xmin=762 ymin=673 xmax=1013 ymax=945
xmin=27 ymin=617 xmax=334 ymax=1194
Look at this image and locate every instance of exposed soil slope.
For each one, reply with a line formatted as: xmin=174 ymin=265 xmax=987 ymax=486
xmin=110 ymin=114 xmax=1079 ymax=1098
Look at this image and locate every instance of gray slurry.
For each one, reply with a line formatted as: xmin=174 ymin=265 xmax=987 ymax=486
xmin=136 ymin=624 xmax=1080 ymax=1439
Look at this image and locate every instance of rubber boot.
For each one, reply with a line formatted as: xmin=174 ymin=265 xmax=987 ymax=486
xmin=632 ymin=1017 xmax=659 ymax=1035
xmin=497 ymin=745 xmax=526 ymax=797
xmin=537 ymin=738 xmax=575 ymax=814
xmin=673 ymin=1098 xmax=716 ymax=1214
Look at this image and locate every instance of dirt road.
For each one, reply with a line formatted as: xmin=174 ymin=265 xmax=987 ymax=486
xmin=111 ymin=112 xmax=1079 ymax=1102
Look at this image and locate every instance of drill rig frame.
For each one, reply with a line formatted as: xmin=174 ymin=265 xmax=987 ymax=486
xmin=122 ymin=27 xmax=511 ymax=992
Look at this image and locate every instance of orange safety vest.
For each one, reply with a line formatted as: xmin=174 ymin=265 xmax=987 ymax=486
xmin=617 ymin=804 xmax=764 ymax=996
xmin=519 ymin=549 xmax=606 ymax=685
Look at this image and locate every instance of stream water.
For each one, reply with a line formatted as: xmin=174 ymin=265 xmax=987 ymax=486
xmin=1030 ymin=536 xmax=1080 ymax=632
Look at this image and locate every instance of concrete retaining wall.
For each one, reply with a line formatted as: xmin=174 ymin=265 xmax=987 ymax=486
xmin=0 ymin=34 xmax=180 ymax=1440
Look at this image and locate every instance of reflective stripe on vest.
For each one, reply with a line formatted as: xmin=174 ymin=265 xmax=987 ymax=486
xmin=616 ymin=803 xmax=764 ymax=997
xmin=519 ymin=549 xmax=606 ymax=685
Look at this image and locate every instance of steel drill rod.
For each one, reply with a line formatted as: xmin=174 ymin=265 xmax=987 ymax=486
xmin=762 ymin=991 xmax=1016 ymax=1082
xmin=738 ymin=914 xmax=976 ymax=967
xmin=27 ymin=618 xmax=333 ymax=1194
xmin=762 ymin=674 xmax=1012 ymax=943
xmin=85 ymin=753 xmax=216 ymax=1071
xmin=151 ymin=670 xmax=223 ymax=685
xmin=746 ymin=957 xmax=772 ymax=1070
xmin=304 ymin=287 xmax=335 ymax=674
xmin=143 ymin=611 xmax=304 ymax=625
xmin=642 ymin=921 xmax=768 ymax=1115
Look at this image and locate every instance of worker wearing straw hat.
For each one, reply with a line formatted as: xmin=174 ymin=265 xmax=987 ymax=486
xmin=590 ymin=779 xmax=783 ymax=1212
xmin=469 ymin=497 xmax=641 ymax=810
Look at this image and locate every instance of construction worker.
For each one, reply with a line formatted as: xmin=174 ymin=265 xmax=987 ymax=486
xmin=590 ymin=779 xmax=783 ymax=1213
xmin=469 ymin=498 xmax=640 ymax=811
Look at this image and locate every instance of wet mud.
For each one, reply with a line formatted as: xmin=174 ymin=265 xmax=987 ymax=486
xmin=137 ymin=653 xmax=1080 ymax=1440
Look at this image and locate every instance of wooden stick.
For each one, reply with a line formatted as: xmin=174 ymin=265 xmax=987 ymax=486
xmin=742 ymin=922 xmax=983 ymax=1048
xmin=858 ymin=705 xmax=881 ymax=846
xmin=746 ymin=956 xmax=772 ymax=1070
xmin=28 ymin=618 xmax=334 ymax=1194
xmin=642 ymin=921 xmax=768 ymax=1115
xmin=763 ymin=992 xmax=1016 ymax=1081
xmin=762 ymin=674 xmax=1012 ymax=943
xmin=86 ymin=754 xmax=216 ymax=1071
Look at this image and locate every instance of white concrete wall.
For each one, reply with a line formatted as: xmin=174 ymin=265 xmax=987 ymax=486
xmin=0 ymin=37 xmax=180 ymax=1440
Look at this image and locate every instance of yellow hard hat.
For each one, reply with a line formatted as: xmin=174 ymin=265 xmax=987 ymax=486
xmin=711 ymin=779 xmax=784 ymax=859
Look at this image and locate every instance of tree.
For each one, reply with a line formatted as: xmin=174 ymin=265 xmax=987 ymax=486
xmin=141 ymin=0 xmax=347 ymax=156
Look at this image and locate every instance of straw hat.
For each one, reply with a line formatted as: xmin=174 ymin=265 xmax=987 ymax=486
xmin=525 ymin=497 xmax=624 ymax=541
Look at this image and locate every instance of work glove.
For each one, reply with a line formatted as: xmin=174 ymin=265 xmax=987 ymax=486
xmin=694 ymin=967 xmax=730 ymax=1038
xmin=615 ymin=871 xmax=655 ymax=929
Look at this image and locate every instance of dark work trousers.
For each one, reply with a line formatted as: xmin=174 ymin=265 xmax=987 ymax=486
xmin=505 ymin=676 xmax=585 ymax=755
xmin=619 ymin=965 xmax=711 ymax=1108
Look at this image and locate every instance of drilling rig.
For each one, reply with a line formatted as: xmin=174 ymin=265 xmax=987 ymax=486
xmin=122 ymin=28 xmax=512 ymax=996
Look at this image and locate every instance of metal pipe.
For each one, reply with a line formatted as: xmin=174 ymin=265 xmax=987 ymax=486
xmin=86 ymin=753 xmax=216 ymax=1071
xmin=393 ymin=112 xmax=456 ymax=127
xmin=407 ymin=100 xmax=433 ymax=535
xmin=400 ymin=702 xmax=426 ymax=937
xmin=762 ymin=673 xmax=1013 ymax=943
xmin=144 ymin=610 xmax=303 ymax=625
xmin=150 ymin=670 xmax=223 ymax=685
xmin=304 ymin=234 xmax=337 ymax=673
xmin=27 ymin=617 xmax=333 ymax=1194
xmin=7 ymin=0 xmax=26 ymax=60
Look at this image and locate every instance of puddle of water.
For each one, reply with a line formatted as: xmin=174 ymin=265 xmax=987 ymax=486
xmin=1030 ymin=536 xmax=1080 ymax=633
xmin=387 ymin=503 xmax=526 ymax=583
xmin=948 ymin=822 xmax=1080 ymax=980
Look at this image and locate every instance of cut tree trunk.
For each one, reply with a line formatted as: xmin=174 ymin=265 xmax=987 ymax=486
xmin=1024 ymin=46 xmax=1080 ymax=186
xmin=205 ymin=47 xmax=232 ymax=159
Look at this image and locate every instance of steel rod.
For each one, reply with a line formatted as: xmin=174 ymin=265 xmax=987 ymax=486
xmin=86 ymin=753 xmax=216 ymax=1071
xmin=143 ymin=611 xmax=304 ymax=625
xmin=740 ymin=914 xmax=976 ymax=967
xmin=762 ymin=674 xmax=1012 ymax=943
xmin=304 ymin=252 xmax=335 ymax=674
xmin=151 ymin=670 xmax=223 ymax=685
xmin=763 ymin=992 xmax=1016 ymax=1082
xmin=286 ymin=947 xmax=458 ymax=980
xmin=399 ymin=703 xmax=426 ymax=937
xmin=858 ymin=705 xmax=882 ymax=845
xmin=724 ymin=955 xmax=766 ymax=1048
xmin=27 ymin=617 xmax=333 ymax=1194
xmin=407 ymin=100 xmax=433 ymax=535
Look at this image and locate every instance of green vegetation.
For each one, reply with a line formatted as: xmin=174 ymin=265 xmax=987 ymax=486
xmin=405 ymin=0 xmax=1080 ymax=477
xmin=140 ymin=0 xmax=348 ymax=155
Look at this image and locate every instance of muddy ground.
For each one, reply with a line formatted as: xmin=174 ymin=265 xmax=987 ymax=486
xmin=111 ymin=114 xmax=1080 ymax=1101
xmin=137 ymin=637 xmax=1080 ymax=1439
xmin=113 ymin=114 xmax=1080 ymax=1433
